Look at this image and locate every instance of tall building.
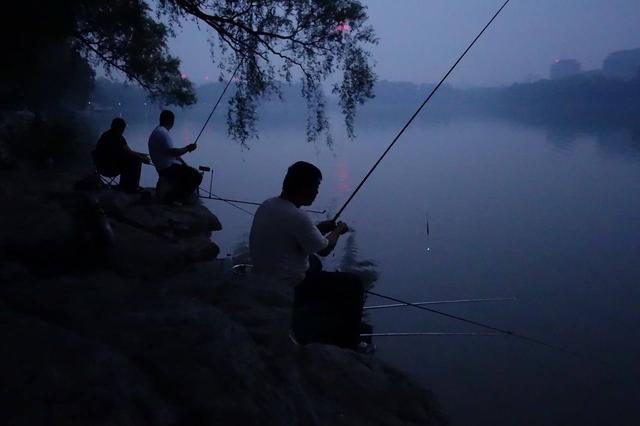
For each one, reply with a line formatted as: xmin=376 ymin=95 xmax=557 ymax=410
xmin=549 ymin=59 xmax=581 ymax=80
xmin=602 ymin=48 xmax=640 ymax=80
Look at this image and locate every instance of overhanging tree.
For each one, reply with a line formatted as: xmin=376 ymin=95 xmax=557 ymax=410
xmin=4 ymin=0 xmax=376 ymax=144
xmin=157 ymin=0 xmax=377 ymax=144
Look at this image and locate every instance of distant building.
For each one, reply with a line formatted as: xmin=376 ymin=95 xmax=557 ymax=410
xmin=602 ymin=48 xmax=640 ymax=80
xmin=549 ymin=59 xmax=581 ymax=80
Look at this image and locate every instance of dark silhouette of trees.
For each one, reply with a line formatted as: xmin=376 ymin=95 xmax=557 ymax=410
xmin=3 ymin=0 xmax=376 ymax=144
xmin=2 ymin=1 xmax=194 ymax=113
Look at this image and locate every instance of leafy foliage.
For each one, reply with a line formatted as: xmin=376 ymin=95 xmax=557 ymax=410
xmin=158 ymin=0 xmax=377 ymax=144
xmin=74 ymin=0 xmax=196 ymax=106
xmin=2 ymin=0 xmax=194 ymax=112
xmin=3 ymin=1 xmax=376 ymax=144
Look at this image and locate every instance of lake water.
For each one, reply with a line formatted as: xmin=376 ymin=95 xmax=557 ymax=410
xmin=99 ymin=112 xmax=640 ymax=425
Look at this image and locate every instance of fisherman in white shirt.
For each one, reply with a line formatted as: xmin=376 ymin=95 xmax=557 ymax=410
xmin=250 ymin=161 xmax=372 ymax=352
xmin=148 ymin=110 xmax=202 ymax=203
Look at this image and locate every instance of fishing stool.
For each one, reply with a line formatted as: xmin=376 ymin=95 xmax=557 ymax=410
xmin=97 ymin=172 xmax=119 ymax=188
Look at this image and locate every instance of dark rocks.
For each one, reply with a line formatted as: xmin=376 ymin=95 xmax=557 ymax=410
xmin=211 ymin=274 xmax=446 ymax=426
xmin=0 ymin=309 xmax=173 ymax=426
xmin=0 ymin=168 xmax=222 ymax=279
xmin=0 ymin=167 xmax=445 ymax=426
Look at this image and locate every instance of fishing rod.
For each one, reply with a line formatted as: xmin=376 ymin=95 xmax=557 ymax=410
xmin=192 ymin=61 xmax=243 ymax=146
xmin=198 ymin=166 xmax=327 ymax=216
xmin=333 ymin=0 xmax=512 ymax=222
xmin=361 ymin=332 xmax=503 ymax=338
xmin=364 ymin=297 xmax=516 ymax=310
xmin=199 ymin=191 xmax=326 ymax=214
xmin=198 ymin=187 xmax=255 ymax=216
xmin=366 ymin=290 xmax=593 ymax=362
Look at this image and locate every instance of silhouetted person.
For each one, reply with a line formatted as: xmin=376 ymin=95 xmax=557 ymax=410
xmin=250 ymin=161 xmax=371 ymax=352
xmin=148 ymin=110 xmax=202 ymax=203
xmin=94 ymin=118 xmax=150 ymax=192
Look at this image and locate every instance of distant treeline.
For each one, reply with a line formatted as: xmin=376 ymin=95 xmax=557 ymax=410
xmin=90 ymin=73 xmax=640 ymax=127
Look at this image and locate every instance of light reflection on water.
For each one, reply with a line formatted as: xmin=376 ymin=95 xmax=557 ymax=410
xmin=93 ymin=113 xmax=640 ymax=426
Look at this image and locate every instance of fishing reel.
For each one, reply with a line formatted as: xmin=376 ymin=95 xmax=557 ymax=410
xmin=198 ymin=165 xmax=214 ymax=198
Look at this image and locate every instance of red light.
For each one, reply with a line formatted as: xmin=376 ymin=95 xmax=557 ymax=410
xmin=336 ymin=22 xmax=351 ymax=32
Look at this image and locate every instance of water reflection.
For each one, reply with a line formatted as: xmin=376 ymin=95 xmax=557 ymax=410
xmin=335 ymin=160 xmax=351 ymax=195
xmin=545 ymin=127 xmax=576 ymax=153
xmin=506 ymin=114 xmax=640 ymax=160
xmin=87 ymin=111 xmax=640 ymax=426
xmin=339 ymin=232 xmax=379 ymax=288
xmin=595 ymin=127 xmax=640 ymax=159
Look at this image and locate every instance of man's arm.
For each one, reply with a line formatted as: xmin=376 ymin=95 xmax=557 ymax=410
xmin=317 ymin=222 xmax=348 ymax=257
xmin=316 ymin=219 xmax=336 ymax=234
xmin=167 ymin=143 xmax=197 ymax=157
xmin=122 ymin=144 xmax=151 ymax=164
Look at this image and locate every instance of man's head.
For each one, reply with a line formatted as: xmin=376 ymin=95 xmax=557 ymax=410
xmin=110 ymin=117 xmax=126 ymax=135
xmin=159 ymin=110 xmax=175 ymax=130
xmin=282 ymin=161 xmax=322 ymax=206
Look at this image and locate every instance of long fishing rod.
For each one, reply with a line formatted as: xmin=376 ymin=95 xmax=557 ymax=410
xmin=361 ymin=332 xmax=503 ymax=338
xmin=333 ymin=0 xmax=512 ymax=222
xmin=198 ymin=185 xmax=327 ymax=215
xmin=199 ymin=192 xmax=326 ymax=214
xmin=192 ymin=61 xmax=243 ymax=145
xmin=364 ymin=297 xmax=516 ymax=310
xmin=198 ymin=187 xmax=255 ymax=216
xmin=366 ymin=290 xmax=592 ymax=362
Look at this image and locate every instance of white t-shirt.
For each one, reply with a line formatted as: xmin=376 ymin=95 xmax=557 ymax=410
xmin=148 ymin=125 xmax=181 ymax=171
xmin=250 ymin=197 xmax=329 ymax=285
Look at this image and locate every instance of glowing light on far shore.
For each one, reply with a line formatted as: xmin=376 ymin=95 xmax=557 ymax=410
xmin=181 ymin=73 xmax=187 ymax=79
xmin=204 ymin=75 xmax=209 ymax=81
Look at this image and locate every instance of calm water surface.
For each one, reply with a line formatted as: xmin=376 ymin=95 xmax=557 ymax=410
xmin=105 ymin=113 xmax=640 ymax=426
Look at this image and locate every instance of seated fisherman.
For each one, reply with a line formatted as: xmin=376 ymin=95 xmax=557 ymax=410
xmin=249 ymin=161 xmax=370 ymax=352
xmin=94 ymin=118 xmax=150 ymax=192
xmin=148 ymin=110 xmax=202 ymax=203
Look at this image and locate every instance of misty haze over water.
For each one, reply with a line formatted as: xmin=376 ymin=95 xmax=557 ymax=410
xmin=85 ymin=103 xmax=640 ymax=425
xmin=85 ymin=33 xmax=640 ymax=426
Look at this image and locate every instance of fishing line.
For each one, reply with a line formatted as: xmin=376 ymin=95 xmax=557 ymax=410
xmin=366 ymin=290 xmax=598 ymax=363
xmin=199 ymin=191 xmax=326 ymax=214
xmin=192 ymin=61 xmax=243 ymax=145
xmin=364 ymin=297 xmax=516 ymax=310
xmin=198 ymin=187 xmax=255 ymax=216
xmin=333 ymin=0 xmax=512 ymax=221
xmin=361 ymin=332 xmax=503 ymax=338
xmin=198 ymin=186 xmax=326 ymax=215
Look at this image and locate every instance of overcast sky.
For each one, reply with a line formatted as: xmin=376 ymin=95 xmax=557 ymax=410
xmin=169 ymin=0 xmax=640 ymax=87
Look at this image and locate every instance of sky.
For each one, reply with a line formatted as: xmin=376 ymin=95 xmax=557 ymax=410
xmin=168 ymin=0 xmax=640 ymax=87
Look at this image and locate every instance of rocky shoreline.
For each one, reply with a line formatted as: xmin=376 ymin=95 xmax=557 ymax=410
xmin=0 ymin=166 xmax=445 ymax=425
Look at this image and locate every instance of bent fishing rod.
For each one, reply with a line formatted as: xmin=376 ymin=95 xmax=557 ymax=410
xmin=366 ymin=290 xmax=598 ymax=363
xmin=333 ymin=0 xmax=511 ymax=222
